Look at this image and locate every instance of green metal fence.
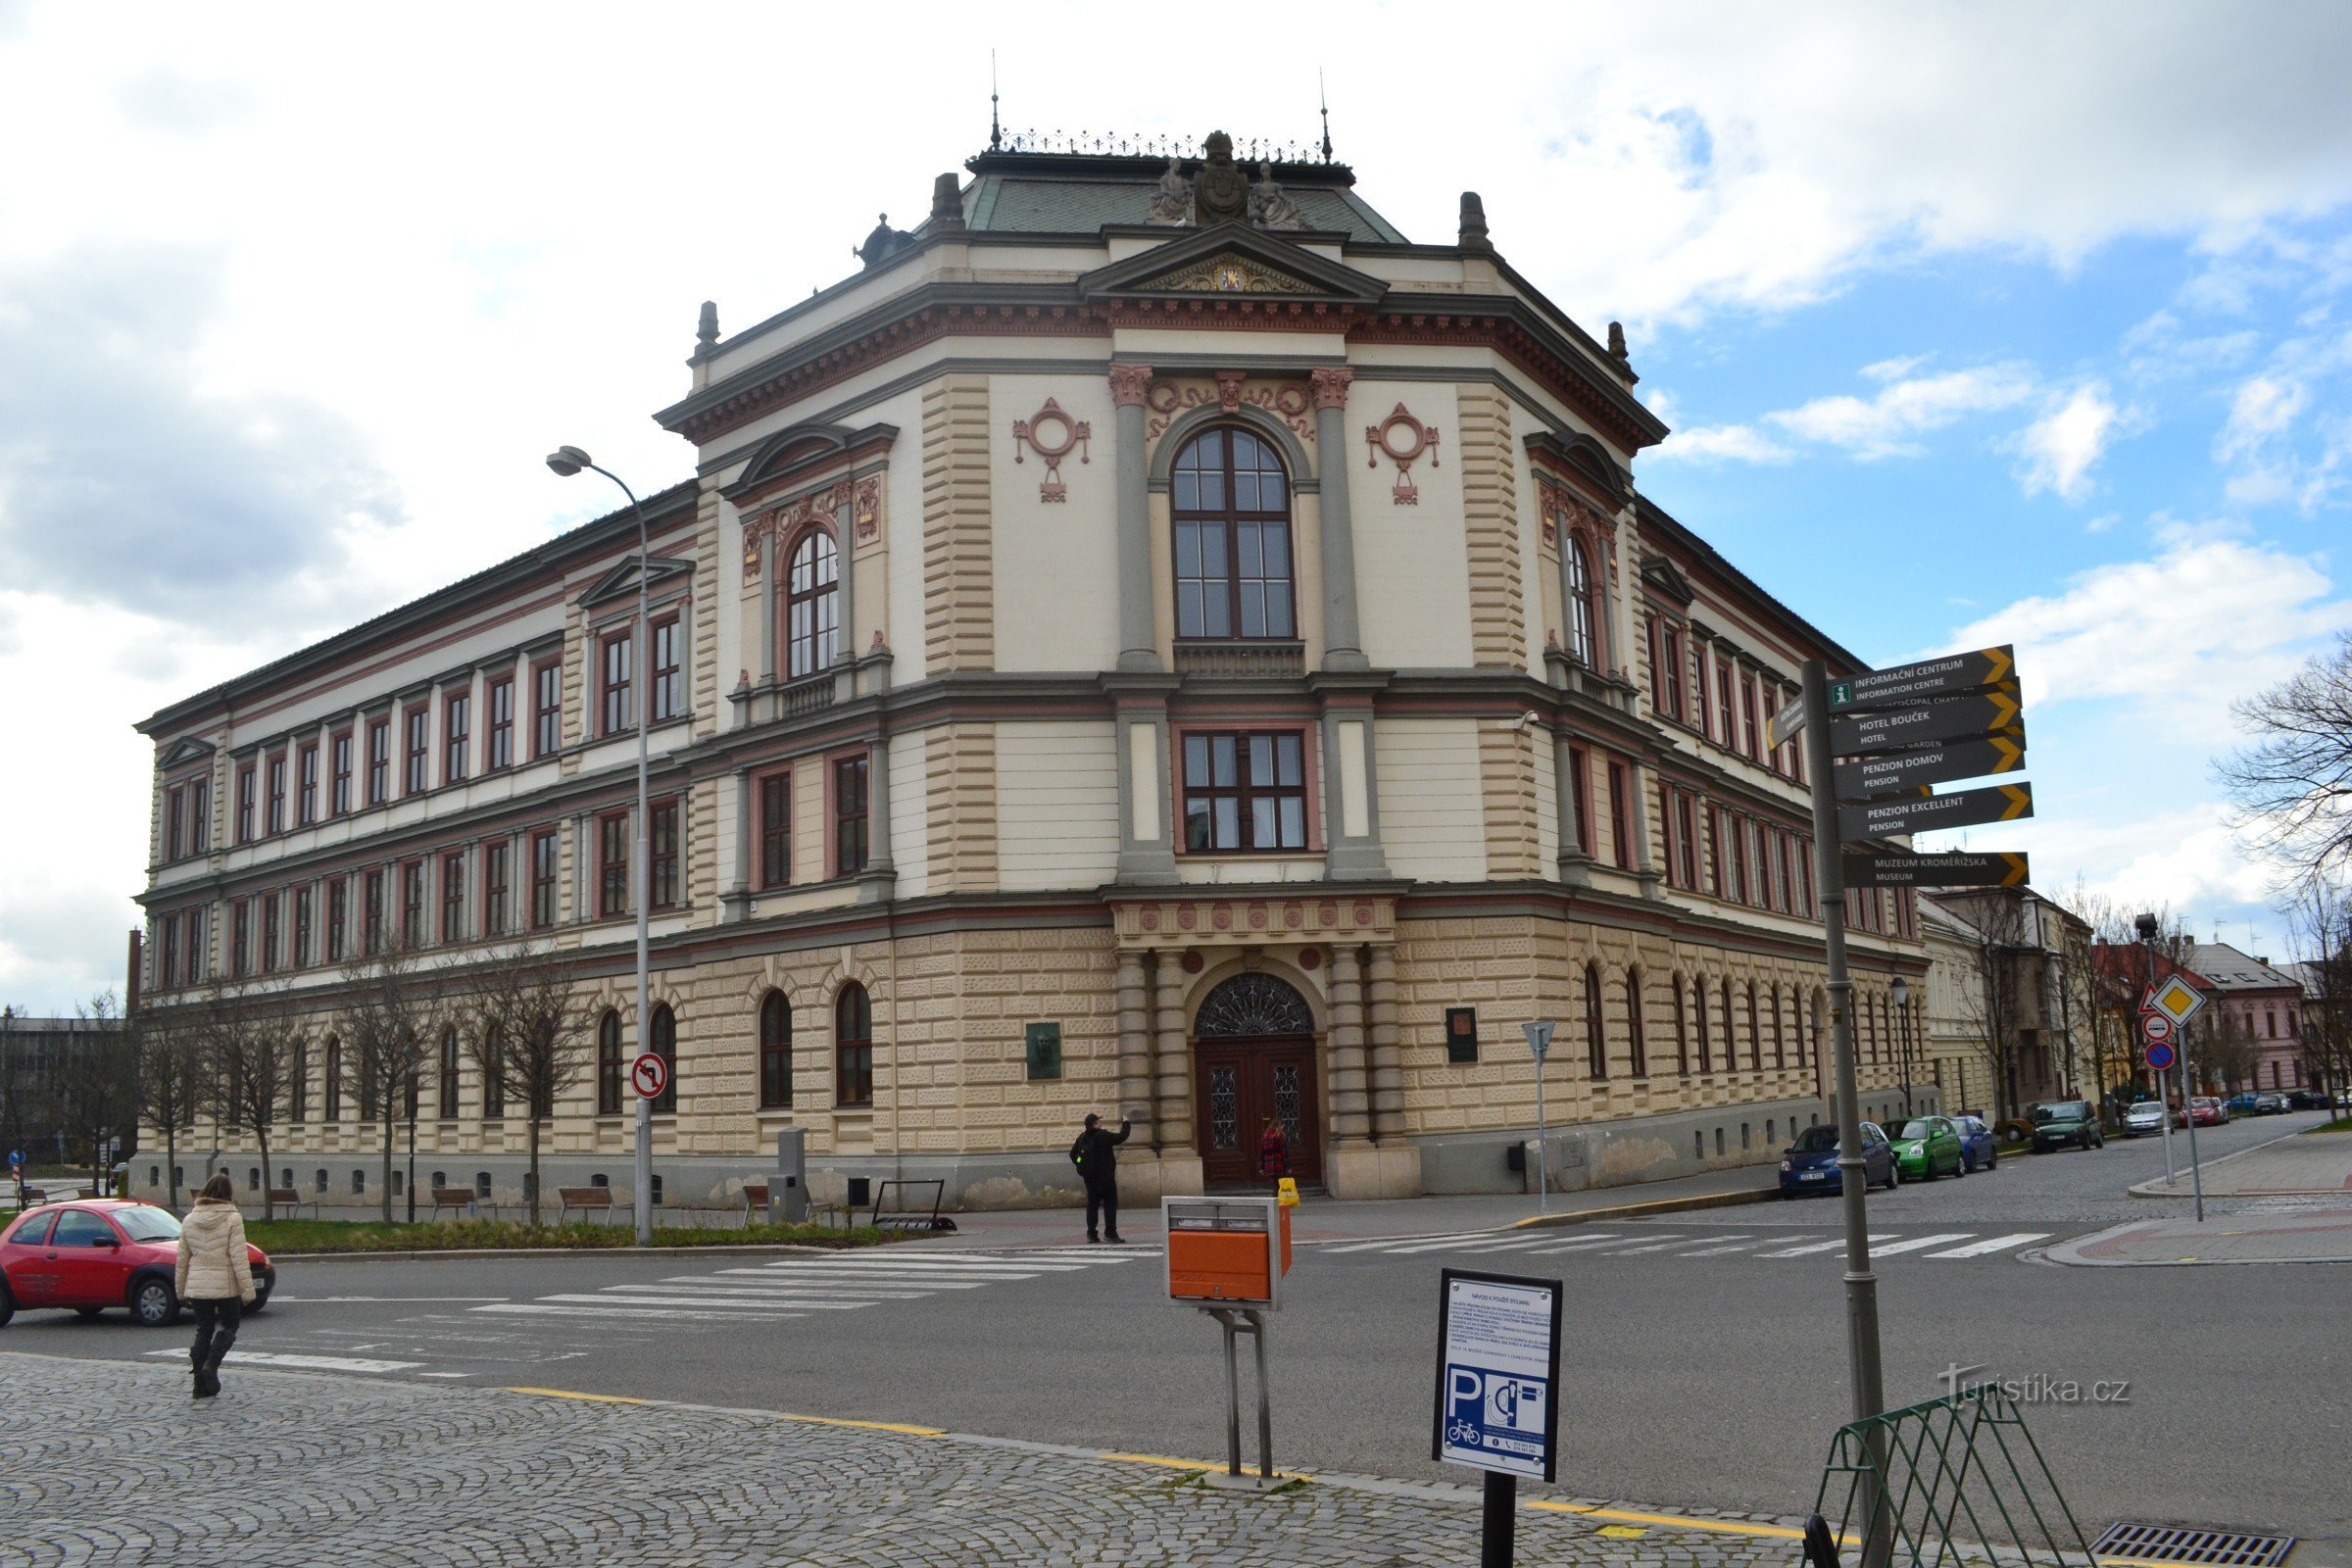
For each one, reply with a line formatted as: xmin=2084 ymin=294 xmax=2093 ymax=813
xmin=1810 ymin=1386 xmax=2096 ymax=1568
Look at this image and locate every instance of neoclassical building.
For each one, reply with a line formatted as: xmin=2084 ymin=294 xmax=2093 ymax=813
xmin=133 ymin=129 xmax=1926 ymax=1213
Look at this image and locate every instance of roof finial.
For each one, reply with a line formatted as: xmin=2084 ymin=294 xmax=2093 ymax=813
xmin=696 ymin=300 xmax=718 ymax=351
xmin=989 ymin=50 xmax=1002 ymax=152
xmin=1318 ymin=69 xmax=1333 ymax=163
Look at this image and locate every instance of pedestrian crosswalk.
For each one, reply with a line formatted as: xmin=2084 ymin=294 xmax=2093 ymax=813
xmin=1321 ymin=1227 xmax=2053 ymax=1263
xmin=471 ymin=1246 xmax=1163 ymax=1327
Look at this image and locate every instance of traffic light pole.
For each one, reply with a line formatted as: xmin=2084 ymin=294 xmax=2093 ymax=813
xmin=1802 ymin=660 xmax=1890 ymax=1568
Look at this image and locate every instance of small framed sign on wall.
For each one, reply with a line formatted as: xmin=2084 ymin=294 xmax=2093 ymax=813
xmin=1445 ymin=1006 xmax=1479 ymax=1064
xmin=1024 ymin=1021 xmax=1063 ymax=1081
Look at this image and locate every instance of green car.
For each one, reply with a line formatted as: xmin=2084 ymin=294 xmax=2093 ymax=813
xmin=1888 ymin=1116 xmax=1966 ymax=1181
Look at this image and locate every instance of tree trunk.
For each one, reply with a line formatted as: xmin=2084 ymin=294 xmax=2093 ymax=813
xmin=257 ymin=1128 xmax=273 ymax=1221
xmin=166 ymin=1126 xmax=179 ymax=1210
xmin=379 ymin=1105 xmax=395 ymax=1224
xmin=527 ymin=1114 xmax=543 ymax=1228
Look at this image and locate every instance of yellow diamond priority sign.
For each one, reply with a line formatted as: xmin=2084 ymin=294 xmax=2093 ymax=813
xmin=2148 ymin=974 xmax=2206 ymax=1025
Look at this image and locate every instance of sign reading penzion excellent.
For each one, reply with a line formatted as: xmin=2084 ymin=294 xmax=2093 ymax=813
xmin=1838 ymin=782 xmax=2033 ymax=841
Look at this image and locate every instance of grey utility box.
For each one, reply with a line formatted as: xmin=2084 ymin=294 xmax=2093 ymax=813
xmin=768 ymin=1127 xmax=810 ymax=1225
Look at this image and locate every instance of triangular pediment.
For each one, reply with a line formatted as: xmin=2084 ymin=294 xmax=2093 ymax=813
xmin=1079 ymin=223 xmax=1388 ymax=307
xmin=158 ymin=735 xmax=216 ymax=771
xmin=578 ymin=554 xmax=696 ymax=610
xmin=1640 ymin=553 xmax=1696 ymax=607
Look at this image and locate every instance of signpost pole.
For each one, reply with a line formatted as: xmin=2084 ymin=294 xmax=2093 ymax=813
xmin=2180 ymin=1021 xmax=2206 ymax=1224
xmin=2136 ymin=922 xmax=2177 ymax=1185
xmin=1481 ymin=1474 xmax=1516 ymax=1568
xmin=1535 ymin=1054 xmax=1548 ymax=1216
xmin=1803 ymin=659 xmax=1890 ymax=1568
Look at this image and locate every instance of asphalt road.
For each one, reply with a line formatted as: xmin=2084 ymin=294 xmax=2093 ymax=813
xmin=11 ymin=1110 xmax=2346 ymax=1553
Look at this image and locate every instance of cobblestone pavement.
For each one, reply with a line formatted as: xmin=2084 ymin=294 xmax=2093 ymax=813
xmin=0 ymin=1351 xmax=1809 ymax=1567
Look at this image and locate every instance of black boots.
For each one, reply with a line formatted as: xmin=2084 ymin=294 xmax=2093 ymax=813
xmin=191 ymin=1349 xmax=221 ymax=1398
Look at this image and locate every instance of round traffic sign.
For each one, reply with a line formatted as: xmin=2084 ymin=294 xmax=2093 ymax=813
xmin=2145 ymin=1041 xmax=2177 ymax=1073
xmin=629 ymin=1052 xmax=669 ymax=1101
xmin=2140 ymin=1012 xmax=2174 ymax=1046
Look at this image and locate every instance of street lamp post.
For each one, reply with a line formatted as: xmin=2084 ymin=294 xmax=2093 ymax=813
xmin=546 ymin=444 xmax=655 ymax=1248
xmin=1891 ymin=977 xmax=1913 ymax=1119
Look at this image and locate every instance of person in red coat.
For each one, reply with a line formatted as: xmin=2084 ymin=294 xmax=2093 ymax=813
xmin=1257 ymin=1118 xmax=1290 ymax=1193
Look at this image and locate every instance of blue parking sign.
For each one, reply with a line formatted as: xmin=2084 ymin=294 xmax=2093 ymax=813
xmin=1433 ymin=1270 xmax=1563 ymax=1482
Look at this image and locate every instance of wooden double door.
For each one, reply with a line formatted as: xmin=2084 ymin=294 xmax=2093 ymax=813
xmin=1195 ymin=1037 xmax=1322 ymax=1191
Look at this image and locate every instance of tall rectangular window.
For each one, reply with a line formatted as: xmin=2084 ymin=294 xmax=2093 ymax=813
xmin=444 ymin=692 xmax=471 ymax=784
xmin=1715 ymin=660 xmax=1736 ymax=749
xmin=367 ymin=718 xmax=391 ymax=806
xmin=600 ymin=810 xmax=630 ymax=917
xmin=293 ymin=886 xmax=314 ymax=968
xmin=1761 ymin=690 xmax=1784 ymax=774
xmin=364 ymin=868 xmax=385 ymax=954
xmin=331 ymin=731 xmax=353 ymax=815
xmin=759 ymin=771 xmax=792 ymax=889
xmin=441 ymin=851 xmax=466 ymax=944
xmin=486 ymin=676 xmax=514 ymax=770
xmin=160 ymin=913 xmax=179 ymax=989
xmin=1568 ymin=745 xmax=1592 ymax=857
xmin=298 ymin=744 xmax=319 ymax=824
xmin=1694 ymin=645 xmax=1716 ymax=741
xmin=236 ymin=765 xmax=257 ymax=844
xmin=261 ymin=894 xmax=280 ymax=975
xmin=1181 ymin=732 xmax=1308 ymax=853
xmin=327 ymin=880 xmax=348 ymax=961
xmin=532 ymin=659 xmax=562 ymax=759
xmin=651 ymin=616 xmax=682 ymax=722
xmin=833 ymin=756 xmax=870 ymax=876
xmin=483 ymin=841 xmax=510 ymax=937
xmin=192 ymin=779 xmax=210 ymax=852
xmin=1674 ymin=792 xmax=1699 ymax=890
xmin=267 ymin=755 xmax=287 ymax=835
xmin=650 ymin=798 xmax=680 ymax=910
xmin=1608 ymin=761 xmax=1635 ymax=871
xmin=401 ymin=860 xmax=425 ymax=948
xmin=403 ymin=706 xmax=429 ymax=796
xmin=1709 ymin=808 xmax=1729 ymax=899
xmin=231 ymin=902 xmax=251 ymax=978
xmin=601 ymin=631 xmax=633 ymax=737
xmin=1740 ymin=677 xmax=1763 ymax=761
xmin=168 ymin=787 xmax=186 ymax=861
xmin=530 ymin=830 xmax=559 ymax=929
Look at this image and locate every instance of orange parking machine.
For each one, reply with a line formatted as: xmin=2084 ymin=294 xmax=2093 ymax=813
xmin=1163 ymin=1196 xmax=1291 ymax=1485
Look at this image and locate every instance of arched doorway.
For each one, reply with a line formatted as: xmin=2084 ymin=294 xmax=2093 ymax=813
xmin=1193 ymin=973 xmax=1322 ymax=1190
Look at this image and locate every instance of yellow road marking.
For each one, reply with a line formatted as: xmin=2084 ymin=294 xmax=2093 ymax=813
xmin=1103 ymin=1452 xmax=1222 ymax=1471
xmin=1598 ymin=1525 xmax=1648 ymax=1538
xmin=780 ymin=1413 xmax=946 ymax=1436
xmin=501 ymin=1386 xmax=652 ymax=1405
xmin=1527 ymin=1501 xmax=1813 ymax=1539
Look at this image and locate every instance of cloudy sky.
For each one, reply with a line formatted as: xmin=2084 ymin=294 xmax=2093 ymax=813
xmin=3 ymin=3 xmax=2349 ymax=1007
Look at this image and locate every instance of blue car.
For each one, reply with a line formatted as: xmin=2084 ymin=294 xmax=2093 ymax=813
xmin=1953 ymin=1114 xmax=1998 ymax=1172
xmin=1779 ymin=1122 xmax=1898 ymax=1196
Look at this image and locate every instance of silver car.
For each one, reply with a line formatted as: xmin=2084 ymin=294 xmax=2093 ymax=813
xmin=2123 ymin=1101 xmax=2169 ymax=1137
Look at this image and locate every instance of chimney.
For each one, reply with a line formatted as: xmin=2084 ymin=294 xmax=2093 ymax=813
xmin=930 ymin=172 xmax=967 ymax=233
xmin=1458 ymin=191 xmax=1492 ymax=253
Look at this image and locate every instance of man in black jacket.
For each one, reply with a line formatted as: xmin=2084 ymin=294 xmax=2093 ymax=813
xmin=1070 ymin=1112 xmax=1132 ymax=1244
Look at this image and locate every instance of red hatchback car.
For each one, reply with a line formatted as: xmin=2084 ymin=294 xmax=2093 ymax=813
xmin=0 ymin=1200 xmax=275 ymax=1328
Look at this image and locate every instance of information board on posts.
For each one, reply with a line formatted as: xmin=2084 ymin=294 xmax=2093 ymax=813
xmin=1432 ymin=1269 xmax=1563 ymax=1482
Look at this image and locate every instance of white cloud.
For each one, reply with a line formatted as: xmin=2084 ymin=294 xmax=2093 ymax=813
xmin=2216 ymin=374 xmax=2311 ymax=461
xmin=1646 ymin=422 xmax=1795 ymax=465
xmin=1859 ymin=353 xmax=1930 ymax=382
xmin=1767 ymin=364 xmax=2035 ymax=458
xmin=2017 ymin=382 xmax=2126 ymax=502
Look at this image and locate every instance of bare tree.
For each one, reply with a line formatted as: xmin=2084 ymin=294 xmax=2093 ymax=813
xmin=60 ymin=994 xmax=137 ymax=1193
xmin=197 ymin=977 xmax=300 ymax=1220
xmin=338 ymin=937 xmax=447 ymax=1223
xmin=2220 ymin=632 xmax=2352 ymax=892
xmin=2287 ymin=881 xmax=2352 ymax=1100
xmin=0 ymin=1006 xmax=42 ymax=1183
xmin=1940 ymin=897 xmax=2029 ymax=1120
xmin=2195 ymin=1007 xmax=2258 ymax=1096
xmin=134 ymin=1000 xmax=208 ymax=1209
xmin=460 ymin=943 xmax=595 ymax=1226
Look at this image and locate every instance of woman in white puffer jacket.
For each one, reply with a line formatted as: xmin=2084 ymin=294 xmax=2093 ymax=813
xmin=175 ymin=1172 xmax=256 ymax=1398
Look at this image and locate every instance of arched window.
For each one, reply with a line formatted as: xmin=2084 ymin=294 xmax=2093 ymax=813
xmin=1771 ymin=985 xmax=1787 ymax=1070
xmin=1171 ymin=428 xmax=1294 ymax=640
xmin=1694 ymin=978 xmax=1712 ymax=1072
xmin=785 ymin=529 xmax=839 ymax=678
xmin=323 ymin=1035 xmax=342 ymax=1122
xmin=481 ymin=1024 xmax=506 ymax=1120
xmin=760 ymin=992 xmax=793 ymax=1110
xmin=1721 ymin=979 xmax=1737 ymax=1070
xmin=289 ymin=1037 xmax=309 ymax=1123
xmin=835 ymin=983 xmax=873 ymax=1107
xmin=1625 ymin=970 xmax=1647 ymax=1078
xmin=597 ymin=1010 xmax=623 ymax=1115
xmin=1584 ymin=963 xmax=1608 ymax=1080
xmin=1565 ymin=539 xmax=1598 ymax=667
xmin=438 ymin=1025 xmax=461 ymax=1119
xmin=1746 ymin=983 xmax=1761 ymax=1071
xmin=1672 ymin=974 xmax=1689 ymax=1075
xmin=650 ymin=1003 xmax=677 ymax=1114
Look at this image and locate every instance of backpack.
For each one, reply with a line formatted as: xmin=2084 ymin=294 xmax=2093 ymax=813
xmin=1069 ymin=1134 xmax=1087 ymax=1170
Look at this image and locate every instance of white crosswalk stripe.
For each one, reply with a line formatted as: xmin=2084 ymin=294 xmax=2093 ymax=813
xmin=1323 ymin=1228 xmax=2057 ymax=1264
xmin=1861 ymin=1233 xmax=1974 ymax=1256
xmin=1755 ymin=1235 xmax=1893 ymax=1257
xmin=1926 ymin=1232 xmax=2049 ymax=1258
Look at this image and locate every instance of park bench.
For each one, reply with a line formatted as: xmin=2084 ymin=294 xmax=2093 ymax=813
xmin=428 ymin=1187 xmax=478 ymax=1220
xmin=263 ymin=1187 xmax=318 ymax=1219
xmin=556 ymin=1186 xmax=629 ymax=1225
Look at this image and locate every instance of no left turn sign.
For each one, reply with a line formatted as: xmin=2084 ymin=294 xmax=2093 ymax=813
xmin=630 ymin=1053 xmax=669 ymax=1101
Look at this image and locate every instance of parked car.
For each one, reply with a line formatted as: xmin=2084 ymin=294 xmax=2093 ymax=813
xmin=2254 ymin=1093 xmax=2286 ymax=1115
xmin=0 ymin=1200 xmax=274 ymax=1328
xmin=1888 ymin=1116 xmax=1967 ymax=1181
xmin=1953 ymin=1114 xmax=1999 ymax=1171
xmin=2030 ymin=1100 xmax=2105 ymax=1152
xmin=2124 ymin=1101 xmax=2171 ymax=1138
xmin=2223 ymin=1091 xmax=2263 ymax=1117
xmin=2187 ymin=1097 xmax=2230 ymax=1127
xmin=2284 ymin=1089 xmax=2333 ymax=1111
xmin=1780 ymin=1122 xmax=1899 ymax=1196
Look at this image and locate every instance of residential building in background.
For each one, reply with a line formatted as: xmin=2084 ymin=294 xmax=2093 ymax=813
xmin=2182 ymin=943 xmax=2308 ymax=1094
xmin=1921 ymin=888 xmax=2092 ymax=1119
xmin=129 ymin=128 xmax=1926 ymax=1214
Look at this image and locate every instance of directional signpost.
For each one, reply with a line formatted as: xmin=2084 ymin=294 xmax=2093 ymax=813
xmin=1828 ymin=684 xmax=2022 ymax=757
xmin=1831 ymin=733 xmax=2026 ymax=802
xmin=1838 ymin=782 xmax=2034 ymax=842
xmin=1842 ymin=852 xmax=2029 ymax=888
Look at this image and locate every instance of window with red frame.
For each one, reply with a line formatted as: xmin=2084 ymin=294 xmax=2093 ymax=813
xmin=231 ymin=901 xmax=251 ymax=978
xmin=599 ymin=809 xmax=630 ymax=917
xmin=1715 ymin=659 xmax=1736 ymax=748
xmin=759 ymin=991 xmax=792 ymax=1109
xmin=401 ymin=860 xmax=425 ymax=947
xmin=759 ymin=771 xmax=792 ymax=888
xmin=403 ymin=706 xmax=429 ymax=796
xmin=326 ymin=880 xmax=348 ymax=961
xmin=833 ymin=756 xmax=869 ymax=877
xmin=1608 ymin=761 xmax=1636 ymax=870
xmin=650 ymin=798 xmax=680 ymax=910
xmin=1761 ymin=690 xmax=1784 ymax=774
xmin=486 ymin=677 xmax=514 ymax=770
xmin=597 ymin=1010 xmax=623 ymax=1115
xmin=168 ymin=786 xmax=186 ymax=861
xmin=160 ymin=913 xmax=179 ymax=990
xmin=364 ymin=869 xmax=385 ymax=954
xmin=367 ymin=717 xmax=391 ymax=805
xmin=1647 ymin=619 xmax=1685 ymax=722
xmin=834 ymin=982 xmax=873 ymax=1106
xmin=261 ymin=894 xmax=280 ymax=974
xmin=483 ymin=841 xmax=510 ymax=937
xmin=1672 ymin=791 xmax=1699 ymax=890
xmin=1171 ymin=428 xmax=1296 ymax=641
xmin=1740 ymin=676 xmax=1762 ymax=761
xmin=298 ymin=744 xmax=319 ymax=824
xmin=1567 ymin=745 xmax=1592 ymax=856
xmin=331 ymin=731 xmax=353 ymax=814
xmin=236 ymin=765 xmax=257 ymax=844
xmin=267 ymin=755 xmax=287 ymax=834
xmin=444 ymin=692 xmax=470 ymax=784
xmin=529 ymin=830 xmax=559 ymax=929
xmin=786 ymin=530 xmax=839 ymax=679
xmin=1563 ymin=538 xmax=1598 ymax=667
xmin=601 ymin=631 xmax=632 ymax=737
xmin=1181 ymin=732 xmax=1307 ymax=853
xmin=1694 ymin=645 xmax=1716 ymax=740
xmin=651 ymin=616 xmax=682 ymax=722
xmin=293 ymin=887 xmax=313 ymax=968
xmin=532 ymin=659 xmax=562 ymax=758
xmin=441 ymin=851 xmax=466 ymax=943
xmin=192 ymin=780 xmax=210 ymax=852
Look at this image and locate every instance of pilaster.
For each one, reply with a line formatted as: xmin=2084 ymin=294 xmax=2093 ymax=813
xmin=1310 ymin=368 xmax=1367 ymax=672
xmin=1110 ymin=362 xmax=1159 ymax=673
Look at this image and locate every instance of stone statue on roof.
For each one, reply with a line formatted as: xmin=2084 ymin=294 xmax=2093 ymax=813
xmin=1249 ymin=162 xmax=1304 ymax=230
xmin=1146 ymin=157 xmax=1193 ymax=224
xmin=1194 ymin=130 xmax=1249 ymax=225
